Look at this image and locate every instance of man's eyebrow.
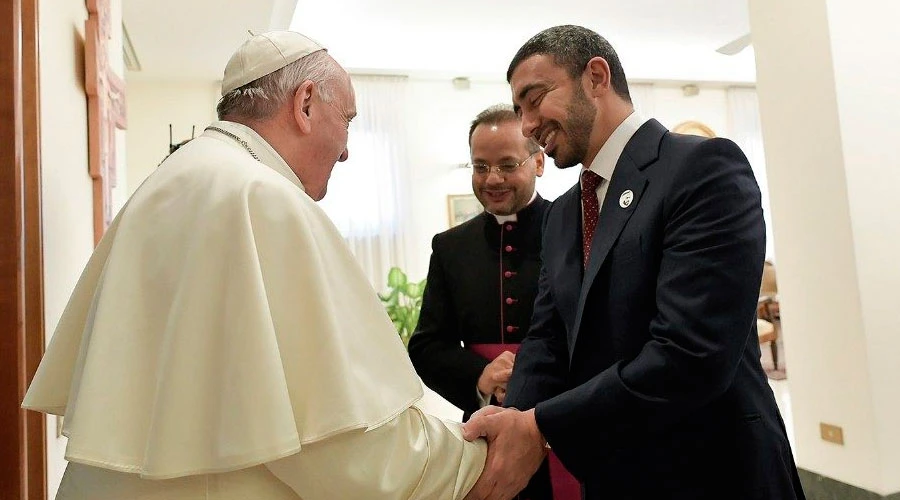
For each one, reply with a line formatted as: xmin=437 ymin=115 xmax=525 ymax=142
xmin=515 ymin=82 xmax=545 ymax=102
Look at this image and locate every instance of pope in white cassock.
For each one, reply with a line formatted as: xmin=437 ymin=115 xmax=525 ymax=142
xmin=22 ymin=30 xmax=486 ymax=499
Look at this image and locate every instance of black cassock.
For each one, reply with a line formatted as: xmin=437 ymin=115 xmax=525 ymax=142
xmin=409 ymin=196 xmax=561 ymax=500
xmin=409 ymin=195 xmax=549 ymax=417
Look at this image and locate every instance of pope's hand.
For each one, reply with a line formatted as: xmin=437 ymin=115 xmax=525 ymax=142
xmin=477 ymin=351 xmax=515 ymax=404
xmin=462 ymin=406 xmax=547 ymax=500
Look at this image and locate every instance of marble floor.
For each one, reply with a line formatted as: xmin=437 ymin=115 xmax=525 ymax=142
xmin=769 ymin=378 xmax=796 ymax=453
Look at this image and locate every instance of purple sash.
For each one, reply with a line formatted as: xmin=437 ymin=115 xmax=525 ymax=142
xmin=469 ymin=344 xmax=582 ymax=500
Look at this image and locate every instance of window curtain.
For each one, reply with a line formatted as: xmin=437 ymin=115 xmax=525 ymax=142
xmin=318 ymin=75 xmax=413 ymax=292
xmin=726 ymin=87 xmax=775 ymax=261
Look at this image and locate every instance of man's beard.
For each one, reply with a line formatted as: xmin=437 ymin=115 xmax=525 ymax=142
xmin=554 ymin=87 xmax=596 ymax=169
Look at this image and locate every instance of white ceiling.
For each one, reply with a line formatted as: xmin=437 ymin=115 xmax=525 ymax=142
xmin=123 ymin=0 xmax=296 ymax=81
xmin=125 ymin=0 xmax=757 ymax=84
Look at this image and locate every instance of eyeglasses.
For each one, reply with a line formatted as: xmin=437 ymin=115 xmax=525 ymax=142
xmin=468 ymin=151 xmax=539 ymax=176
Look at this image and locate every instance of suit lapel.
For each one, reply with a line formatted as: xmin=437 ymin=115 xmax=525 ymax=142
xmin=553 ymin=184 xmax=585 ymax=335
xmin=569 ymin=119 xmax=667 ymax=360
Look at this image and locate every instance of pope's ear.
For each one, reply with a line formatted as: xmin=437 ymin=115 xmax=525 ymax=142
xmin=293 ymin=80 xmax=314 ymax=134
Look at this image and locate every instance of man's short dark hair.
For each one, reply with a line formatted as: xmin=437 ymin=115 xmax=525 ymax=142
xmin=468 ymin=104 xmax=540 ymax=153
xmin=506 ymin=25 xmax=631 ymax=104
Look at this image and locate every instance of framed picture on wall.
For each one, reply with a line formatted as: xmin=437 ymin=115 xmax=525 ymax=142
xmin=447 ymin=194 xmax=484 ymax=228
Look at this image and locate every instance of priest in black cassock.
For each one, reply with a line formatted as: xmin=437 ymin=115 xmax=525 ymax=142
xmin=409 ymin=105 xmax=577 ymax=500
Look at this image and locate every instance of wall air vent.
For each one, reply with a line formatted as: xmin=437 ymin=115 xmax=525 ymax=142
xmin=123 ymin=23 xmax=141 ymax=71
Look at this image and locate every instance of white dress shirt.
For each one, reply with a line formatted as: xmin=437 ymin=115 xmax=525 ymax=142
xmin=581 ymin=112 xmax=649 ymax=215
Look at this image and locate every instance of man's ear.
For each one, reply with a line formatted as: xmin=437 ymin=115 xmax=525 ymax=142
xmin=583 ymin=57 xmax=612 ymax=97
xmin=293 ymin=80 xmax=314 ymax=135
xmin=534 ymin=151 xmax=545 ymax=177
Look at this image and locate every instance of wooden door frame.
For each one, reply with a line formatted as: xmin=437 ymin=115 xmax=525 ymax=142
xmin=1 ymin=0 xmax=47 ymax=497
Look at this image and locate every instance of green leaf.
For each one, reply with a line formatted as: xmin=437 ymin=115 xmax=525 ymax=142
xmin=387 ymin=267 xmax=407 ymax=288
xmin=379 ymin=267 xmax=426 ymax=350
xmin=409 ymin=310 xmax=420 ymax=332
xmin=404 ymin=282 xmax=423 ymax=298
xmin=382 ymin=289 xmax=399 ymax=306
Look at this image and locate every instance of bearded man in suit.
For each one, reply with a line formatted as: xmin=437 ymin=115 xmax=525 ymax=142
xmin=462 ymin=25 xmax=805 ymax=500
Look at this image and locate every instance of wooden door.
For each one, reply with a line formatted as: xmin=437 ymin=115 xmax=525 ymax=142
xmin=1 ymin=0 xmax=47 ymax=497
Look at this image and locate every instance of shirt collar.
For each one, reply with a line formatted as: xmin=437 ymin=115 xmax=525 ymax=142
xmin=489 ymin=190 xmax=538 ymax=224
xmin=583 ymin=111 xmax=648 ymax=182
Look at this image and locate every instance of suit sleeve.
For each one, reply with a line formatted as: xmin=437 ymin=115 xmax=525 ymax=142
xmin=265 ymin=406 xmax=487 ymax=499
xmin=504 ymin=208 xmax=570 ymax=411
xmin=408 ymin=235 xmax=490 ymax=416
xmin=535 ymin=139 xmax=766 ymax=460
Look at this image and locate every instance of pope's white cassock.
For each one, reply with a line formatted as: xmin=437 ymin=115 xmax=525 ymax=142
xmin=22 ymin=120 xmax=486 ymax=499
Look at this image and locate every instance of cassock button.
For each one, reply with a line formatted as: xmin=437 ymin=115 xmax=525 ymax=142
xmin=505 ymin=245 xmax=514 ymax=253
xmin=505 ymin=224 xmax=514 ymax=231
xmin=506 ymin=325 xmax=518 ymax=333
xmin=504 ymin=271 xmax=514 ymax=278
xmin=505 ymin=297 xmax=516 ymax=305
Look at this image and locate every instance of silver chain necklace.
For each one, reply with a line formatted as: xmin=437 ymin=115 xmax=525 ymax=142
xmin=205 ymin=126 xmax=260 ymax=161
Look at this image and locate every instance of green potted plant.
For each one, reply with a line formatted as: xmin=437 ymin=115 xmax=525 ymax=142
xmin=378 ymin=267 xmax=426 ymax=347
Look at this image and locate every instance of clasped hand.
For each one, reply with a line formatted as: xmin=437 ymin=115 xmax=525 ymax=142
xmin=461 ymin=406 xmax=548 ymax=500
xmin=477 ymin=351 xmax=515 ymax=404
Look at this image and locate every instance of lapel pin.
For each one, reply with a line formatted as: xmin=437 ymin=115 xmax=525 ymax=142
xmin=619 ymin=190 xmax=634 ymax=208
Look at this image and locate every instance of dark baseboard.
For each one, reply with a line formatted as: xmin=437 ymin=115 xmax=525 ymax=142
xmin=799 ymin=469 xmax=900 ymax=500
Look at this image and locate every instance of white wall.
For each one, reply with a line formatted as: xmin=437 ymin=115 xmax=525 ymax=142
xmin=109 ymin=0 xmax=128 ymax=214
xmin=650 ymin=85 xmax=730 ymax=137
xmin=124 ymin=79 xmax=219 ymax=192
xmin=826 ymin=0 xmax=900 ymax=493
xmin=38 ymin=0 xmax=120 ymax=495
xmin=750 ymin=0 xmax=900 ymax=494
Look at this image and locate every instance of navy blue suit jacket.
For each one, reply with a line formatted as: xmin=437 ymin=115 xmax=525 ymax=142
xmin=505 ymin=119 xmax=805 ymax=499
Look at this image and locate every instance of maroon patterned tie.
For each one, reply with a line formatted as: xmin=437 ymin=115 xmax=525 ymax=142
xmin=581 ymin=170 xmax=602 ymax=268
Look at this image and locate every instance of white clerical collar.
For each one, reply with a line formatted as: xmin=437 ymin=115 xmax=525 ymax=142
xmin=583 ymin=111 xmax=648 ymax=181
xmin=489 ymin=190 xmax=538 ymax=224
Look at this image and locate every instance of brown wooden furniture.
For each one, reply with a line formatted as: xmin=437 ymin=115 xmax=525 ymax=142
xmin=1 ymin=0 xmax=47 ymax=497
xmin=757 ymin=318 xmax=777 ymax=345
xmin=757 ymin=261 xmax=780 ymax=369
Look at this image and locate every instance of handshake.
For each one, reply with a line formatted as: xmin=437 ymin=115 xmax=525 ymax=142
xmin=464 ymin=350 xmax=548 ymax=500
xmin=462 ymin=405 xmax=548 ymax=500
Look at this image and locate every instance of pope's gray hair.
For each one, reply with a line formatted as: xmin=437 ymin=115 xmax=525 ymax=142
xmin=217 ymin=50 xmax=342 ymax=121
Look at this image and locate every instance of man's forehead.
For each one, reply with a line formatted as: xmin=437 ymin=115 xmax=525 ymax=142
xmin=510 ymin=55 xmax=559 ymax=98
xmin=346 ymin=90 xmax=358 ymax=118
xmin=335 ymin=76 xmax=357 ymax=112
xmin=473 ymin=120 xmax=521 ymax=136
xmin=348 ymin=83 xmax=357 ymax=109
xmin=471 ymin=121 xmax=530 ymax=151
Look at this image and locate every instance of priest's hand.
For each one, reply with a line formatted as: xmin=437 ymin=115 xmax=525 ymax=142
xmin=461 ymin=406 xmax=547 ymax=500
xmin=477 ymin=351 xmax=515 ymax=404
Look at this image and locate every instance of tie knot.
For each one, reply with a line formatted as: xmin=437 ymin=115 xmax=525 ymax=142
xmin=581 ymin=170 xmax=602 ymax=192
